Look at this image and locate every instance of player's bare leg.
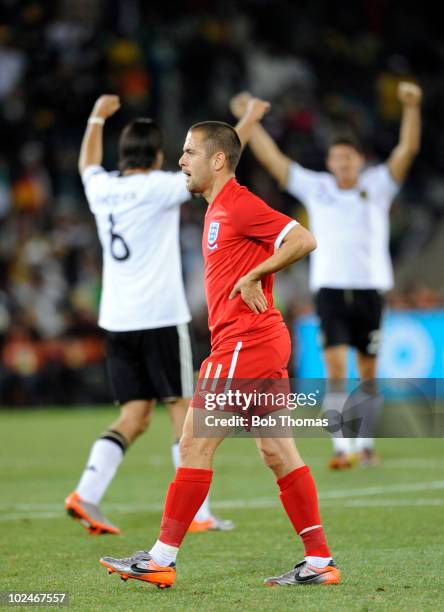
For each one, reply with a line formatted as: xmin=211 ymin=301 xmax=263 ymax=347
xmin=255 ymin=435 xmax=340 ymax=585
xmin=178 ymin=406 xmax=225 ymax=468
xmin=355 ymin=353 xmax=381 ymax=466
xmin=255 ymin=435 xmax=304 ymax=477
xmin=169 ymin=399 xmax=234 ymax=531
xmin=322 ymin=346 xmax=356 ymax=469
xmin=324 ymin=345 xmax=347 ymax=380
xmin=110 ymin=399 xmax=155 ymax=443
xmin=65 ymin=400 xmax=155 ymax=534
xmin=168 ymin=398 xmax=189 ymax=441
xmin=356 ymin=352 xmax=377 ymax=382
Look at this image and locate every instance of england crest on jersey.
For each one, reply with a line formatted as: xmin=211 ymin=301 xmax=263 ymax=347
xmin=207 ymin=221 xmax=220 ymax=250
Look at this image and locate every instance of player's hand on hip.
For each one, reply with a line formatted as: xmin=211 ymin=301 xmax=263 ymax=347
xmin=229 ymin=276 xmax=268 ymax=314
xmin=398 ymin=82 xmax=422 ymax=106
xmin=230 ymin=92 xmax=252 ymax=118
xmin=91 ymin=95 xmax=121 ymax=120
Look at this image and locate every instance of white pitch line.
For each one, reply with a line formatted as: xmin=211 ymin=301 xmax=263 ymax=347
xmin=1 ymin=480 xmax=443 ymax=512
xmin=379 ymin=459 xmax=444 ymax=469
xmin=1 ymin=479 xmax=444 ymax=521
xmin=319 ymin=480 xmax=444 ymax=499
xmin=342 ymin=498 xmax=444 ymax=507
xmin=2 ymin=457 xmax=443 ymax=470
xmin=0 ymin=511 xmax=62 ymax=521
xmin=1 ymin=498 xmax=444 ymax=521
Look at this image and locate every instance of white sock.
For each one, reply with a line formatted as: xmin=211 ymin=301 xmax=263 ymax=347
xmin=305 ymin=555 xmax=332 ymax=568
xmin=332 ymin=437 xmax=352 ymax=454
xmin=171 ymin=440 xmax=180 ymax=468
xmin=171 ymin=441 xmax=212 ymax=522
xmin=349 ymin=386 xmax=383 ymax=450
xmin=322 ymin=391 xmax=352 ymax=454
xmin=149 ymin=539 xmax=179 ymax=566
xmin=76 ymin=438 xmax=124 ymax=505
xmin=353 ymin=437 xmax=374 ymax=452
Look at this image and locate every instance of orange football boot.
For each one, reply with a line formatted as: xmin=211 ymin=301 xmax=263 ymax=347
xmin=65 ymin=491 xmax=120 ymax=535
xmin=100 ymin=551 xmax=176 ymax=589
xmin=328 ymin=452 xmax=358 ymax=470
xmin=188 ymin=515 xmax=235 ymax=532
xmin=265 ymin=559 xmax=341 ymax=586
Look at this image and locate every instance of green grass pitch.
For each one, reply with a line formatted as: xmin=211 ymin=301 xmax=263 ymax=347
xmin=1 ymin=406 xmax=443 ymax=611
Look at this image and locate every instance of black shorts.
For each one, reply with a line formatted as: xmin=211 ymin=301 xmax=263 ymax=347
xmin=314 ymin=288 xmax=384 ymax=356
xmin=105 ymin=324 xmax=195 ymax=404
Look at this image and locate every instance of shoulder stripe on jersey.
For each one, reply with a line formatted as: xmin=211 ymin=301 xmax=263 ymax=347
xmin=177 ymin=323 xmax=194 ymax=398
xmin=274 ymin=220 xmax=298 ymax=250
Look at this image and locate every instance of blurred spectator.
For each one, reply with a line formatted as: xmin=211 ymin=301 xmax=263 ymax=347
xmin=0 ymin=31 xmax=26 ymax=101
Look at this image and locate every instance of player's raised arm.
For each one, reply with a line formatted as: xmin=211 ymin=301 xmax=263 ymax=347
xmin=230 ymin=92 xmax=291 ymax=188
xmin=78 ymin=95 xmax=121 ymax=175
xmin=231 ymin=93 xmax=270 ymax=148
xmin=386 ymin=82 xmax=422 ymax=183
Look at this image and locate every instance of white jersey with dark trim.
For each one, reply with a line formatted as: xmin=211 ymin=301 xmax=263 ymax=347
xmin=286 ymin=162 xmax=399 ymax=291
xmin=82 ymin=165 xmax=191 ymax=331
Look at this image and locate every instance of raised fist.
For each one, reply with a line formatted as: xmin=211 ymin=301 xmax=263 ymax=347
xmin=398 ymin=82 xmax=422 ymax=107
xmin=245 ymin=97 xmax=271 ymax=122
xmin=91 ymin=95 xmax=121 ymax=120
xmin=230 ymin=92 xmax=252 ymax=119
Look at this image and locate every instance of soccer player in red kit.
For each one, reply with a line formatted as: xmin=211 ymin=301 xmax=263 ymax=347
xmin=100 ymin=100 xmax=341 ymax=588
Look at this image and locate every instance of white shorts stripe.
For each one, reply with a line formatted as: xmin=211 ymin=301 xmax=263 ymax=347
xmin=177 ymin=323 xmax=194 ymax=398
xmin=211 ymin=363 xmax=223 ymax=392
xmin=201 ymin=361 xmax=213 ymax=390
xmin=223 ymin=341 xmax=243 ymax=396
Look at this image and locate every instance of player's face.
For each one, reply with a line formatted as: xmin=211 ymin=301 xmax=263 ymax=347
xmin=326 ymin=145 xmax=364 ymax=186
xmin=179 ymin=130 xmax=213 ymax=194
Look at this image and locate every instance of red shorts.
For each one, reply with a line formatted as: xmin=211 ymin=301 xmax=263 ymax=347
xmin=191 ymin=325 xmax=291 ymax=413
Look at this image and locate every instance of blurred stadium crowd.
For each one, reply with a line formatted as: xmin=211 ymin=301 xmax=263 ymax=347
xmin=1 ymin=0 xmax=443 ymax=404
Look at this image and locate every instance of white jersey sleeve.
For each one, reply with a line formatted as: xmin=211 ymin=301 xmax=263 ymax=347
xmin=153 ymin=171 xmax=190 ymax=208
xmin=285 ymin=162 xmax=322 ymax=209
xmin=81 ymin=165 xmax=109 ymax=213
xmin=360 ymin=164 xmax=400 ymax=209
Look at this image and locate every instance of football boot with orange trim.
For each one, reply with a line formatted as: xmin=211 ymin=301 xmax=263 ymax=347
xmin=328 ymin=452 xmax=358 ymax=470
xmin=100 ymin=550 xmax=176 ymax=589
xmin=264 ymin=559 xmax=340 ymax=586
xmin=188 ymin=515 xmax=235 ymax=532
xmin=65 ymin=491 xmax=120 ymax=535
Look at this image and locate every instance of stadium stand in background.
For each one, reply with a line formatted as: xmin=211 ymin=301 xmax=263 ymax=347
xmin=0 ymin=0 xmax=443 ymax=404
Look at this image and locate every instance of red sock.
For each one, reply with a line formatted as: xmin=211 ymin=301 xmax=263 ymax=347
xmin=159 ymin=467 xmax=212 ymax=547
xmin=277 ymin=465 xmax=331 ymax=558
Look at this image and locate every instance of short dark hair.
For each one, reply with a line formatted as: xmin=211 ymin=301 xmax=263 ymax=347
xmin=328 ymin=134 xmax=364 ymax=154
xmin=118 ymin=119 xmax=164 ymax=171
xmin=190 ymin=121 xmax=242 ymax=171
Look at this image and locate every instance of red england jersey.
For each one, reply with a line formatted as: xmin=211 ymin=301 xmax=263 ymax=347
xmin=202 ymin=177 xmax=297 ymax=349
